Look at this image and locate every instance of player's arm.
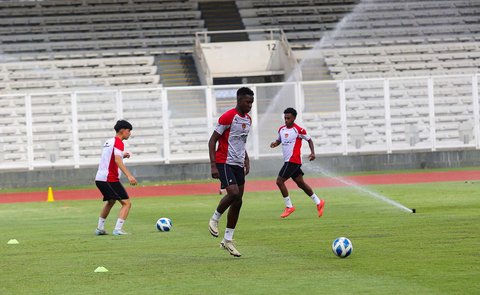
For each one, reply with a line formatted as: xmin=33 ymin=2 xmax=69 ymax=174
xmin=208 ymin=131 xmax=222 ymax=179
xmin=244 ymin=151 xmax=250 ymax=176
xmin=270 ymin=132 xmax=281 ymax=148
xmin=307 ymin=139 xmax=316 ymax=161
xmin=270 ymin=139 xmax=281 ymax=148
xmin=114 ymin=155 xmax=137 ymax=185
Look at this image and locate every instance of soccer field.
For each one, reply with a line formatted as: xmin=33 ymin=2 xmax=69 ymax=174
xmin=1 ymin=181 xmax=479 ymax=294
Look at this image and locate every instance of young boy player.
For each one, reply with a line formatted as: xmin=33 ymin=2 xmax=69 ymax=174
xmin=94 ymin=120 xmax=137 ymax=236
xmin=270 ymin=108 xmax=325 ymax=218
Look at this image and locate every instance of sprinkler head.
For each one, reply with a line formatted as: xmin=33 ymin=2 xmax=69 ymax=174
xmin=411 ymin=208 xmax=416 ymax=214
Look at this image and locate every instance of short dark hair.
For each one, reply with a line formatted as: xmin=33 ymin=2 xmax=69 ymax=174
xmin=114 ymin=120 xmax=133 ymax=132
xmin=237 ymin=87 xmax=254 ymax=99
xmin=284 ymin=107 xmax=297 ymax=117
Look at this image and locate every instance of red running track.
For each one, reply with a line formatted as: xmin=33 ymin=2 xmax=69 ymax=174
xmin=1 ymin=170 xmax=479 ymax=204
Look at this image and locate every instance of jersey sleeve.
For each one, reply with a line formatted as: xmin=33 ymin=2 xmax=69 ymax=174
xmin=114 ymin=138 xmax=124 ymax=157
xmin=298 ymin=127 xmax=311 ymax=141
xmin=214 ymin=111 xmax=234 ymax=135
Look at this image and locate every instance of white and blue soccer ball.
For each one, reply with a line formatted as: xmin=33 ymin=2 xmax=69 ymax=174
xmin=156 ymin=217 xmax=172 ymax=232
xmin=332 ymin=237 xmax=353 ymax=258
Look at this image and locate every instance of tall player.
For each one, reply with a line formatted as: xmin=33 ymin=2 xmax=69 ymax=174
xmin=208 ymin=87 xmax=254 ymax=257
xmin=270 ymin=108 xmax=325 ymax=218
xmin=94 ymin=120 xmax=137 ymax=236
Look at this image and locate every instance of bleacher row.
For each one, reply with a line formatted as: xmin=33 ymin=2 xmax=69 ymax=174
xmin=323 ymin=42 xmax=480 ymax=79
xmin=0 ymin=56 xmax=159 ymax=92
xmin=238 ymin=0 xmax=480 ymax=49
xmin=0 ymin=0 xmax=204 ymax=60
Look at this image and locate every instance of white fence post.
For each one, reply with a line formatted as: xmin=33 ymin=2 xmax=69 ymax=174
xmin=71 ymin=92 xmax=80 ymax=168
xmin=339 ymin=80 xmax=348 ymax=155
xmin=251 ymin=85 xmax=260 ymax=160
xmin=384 ymin=79 xmax=392 ymax=153
xmin=472 ymin=74 xmax=480 ymax=149
xmin=427 ymin=77 xmax=436 ymax=151
xmin=25 ymin=94 xmax=34 ymax=170
xmin=161 ymin=89 xmax=170 ymax=164
xmin=205 ymin=86 xmax=214 ymax=136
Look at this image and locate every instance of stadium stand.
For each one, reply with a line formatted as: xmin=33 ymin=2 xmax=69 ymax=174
xmin=0 ymin=0 xmax=203 ymax=57
xmin=0 ymin=0 xmax=204 ymax=88
xmin=237 ymin=0 xmax=480 ymax=153
xmin=1 ymin=0 xmax=479 ymax=170
xmin=0 ymin=56 xmax=159 ymax=92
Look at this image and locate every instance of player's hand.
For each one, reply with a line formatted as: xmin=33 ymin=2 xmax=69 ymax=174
xmin=270 ymin=141 xmax=278 ymax=148
xmin=128 ymin=175 xmax=137 ymax=186
xmin=211 ymin=165 xmax=220 ymax=179
xmin=308 ymin=153 xmax=316 ymax=161
xmin=244 ymin=159 xmax=250 ymax=176
xmin=123 ymin=151 xmax=131 ymax=159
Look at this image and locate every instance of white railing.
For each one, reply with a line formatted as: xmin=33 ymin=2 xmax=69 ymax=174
xmin=0 ymin=73 xmax=479 ymax=170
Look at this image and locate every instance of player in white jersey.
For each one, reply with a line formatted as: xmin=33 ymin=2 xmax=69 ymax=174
xmin=208 ymin=87 xmax=254 ymax=257
xmin=270 ymin=108 xmax=325 ymax=218
xmin=94 ymin=120 xmax=137 ymax=236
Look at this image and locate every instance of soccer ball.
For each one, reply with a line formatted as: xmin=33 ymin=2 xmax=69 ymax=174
xmin=332 ymin=237 xmax=353 ymax=258
xmin=156 ymin=218 xmax=172 ymax=232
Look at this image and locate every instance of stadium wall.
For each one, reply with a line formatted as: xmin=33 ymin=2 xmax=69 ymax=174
xmin=1 ymin=150 xmax=480 ymax=189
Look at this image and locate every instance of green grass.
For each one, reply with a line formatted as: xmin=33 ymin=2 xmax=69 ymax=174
xmin=1 ymin=181 xmax=479 ymax=294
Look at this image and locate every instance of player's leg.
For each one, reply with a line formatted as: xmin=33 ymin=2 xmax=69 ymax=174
xmin=100 ymin=200 xmax=116 ymax=219
xmin=276 ymin=175 xmax=289 ymax=197
xmin=225 ymin=183 xmax=243 ymax=232
xmin=209 ymin=164 xmax=239 ymax=237
xmin=95 ymin=200 xmax=115 ymax=235
xmin=292 ymin=173 xmax=325 ymax=217
xmin=95 ymin=181 xmax=117 ymax=235
xmin=277 ymin=163 xmax=296 ymax=218
xmin=110 ymin=182 xmax=131 ymax=235
xmin=216 ymin=184 xmax=240 ymax=214
xmin=220 ymin=165 xmax=245 ymax=257
xmin=209 ymin=183 xmax=240 ymax=237
xmin=292 ymin=173 xmax=313 ymax=196
xmin=219 ymin=183 xmax=243 ymax=257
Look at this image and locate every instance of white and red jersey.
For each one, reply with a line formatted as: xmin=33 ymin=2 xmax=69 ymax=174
xmin=277 ymin=123 xmax=311 ymax=164
xmin=215 ymin=108 xmax=252 ymax=167
xmin=95 ymin=137 xmax=124 ymax=182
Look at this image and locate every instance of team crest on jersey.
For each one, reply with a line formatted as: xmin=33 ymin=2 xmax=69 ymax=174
xmin=285 ymin=133 xmax=289 ymax=138
xmin=242 ymin=123 xmax=246 ymax=129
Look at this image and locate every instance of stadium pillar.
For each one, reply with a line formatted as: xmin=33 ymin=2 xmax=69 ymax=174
xmin=25 ymin=94 xmax=34 ymax=170
xmin=251 ymin=85 xmax=260 ymax=160
xmin=427 ymin=78 xmax=436 ymax=151
xmin=472 ymin=75 xmax=480 ymax=149
xmin=339 ymin=81 xmax=348 ymax=155
xmin=162 ymin=89 xmax=170 ymax=164
xmin=383 ymin=79 xmax=392 ymax=153
xmin=71 ymin=92 xmax=80 ymax=168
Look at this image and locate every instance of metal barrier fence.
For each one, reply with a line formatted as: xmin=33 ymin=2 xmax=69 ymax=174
xmin=0 ymin=73 xmax=479 ymax=170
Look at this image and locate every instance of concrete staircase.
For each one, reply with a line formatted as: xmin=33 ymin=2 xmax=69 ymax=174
xmin=199 ymin=1 xmax=248 ymax=42
xmin=156 ymin=54 xmax=200 ymax=87
xmin=300 ymin=58 xmax=340 ymax=112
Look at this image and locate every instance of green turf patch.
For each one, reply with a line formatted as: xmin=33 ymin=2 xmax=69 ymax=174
xmin=1 ymin=181 xmax=479 ymax=294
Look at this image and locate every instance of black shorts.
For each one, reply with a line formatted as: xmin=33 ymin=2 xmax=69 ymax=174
xmin=217 ymin=163 xmax=245 ymax=188
xmin=278 ymin=162 xmax=304 ymax=180
xmin=95 ymin=181 xmax=129 ymax=201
